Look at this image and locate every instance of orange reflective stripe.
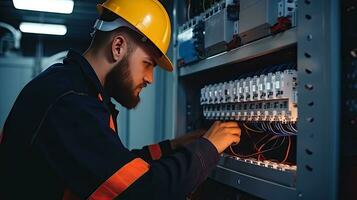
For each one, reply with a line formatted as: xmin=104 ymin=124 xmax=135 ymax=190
xmin=148 ymin=144 xmax=162 ymax=160
xmin=98 ymin=94 xmax=103 ymax=102
xmin=89 ymin=158 xmax=149 ymax=200
xmin=97 ymin=93 xmax=116 ymax=133
xmin=109 ymin=115 xmax=116 ymax=132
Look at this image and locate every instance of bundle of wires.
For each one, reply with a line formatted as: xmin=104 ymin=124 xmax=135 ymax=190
xmin=230 ymin=121 xmax=297 ymax=164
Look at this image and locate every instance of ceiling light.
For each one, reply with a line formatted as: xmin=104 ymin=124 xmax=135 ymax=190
xmin=13 ymin=0 xmax=74 ymax=14
xmin=19 ymin=22 xmax=67 ymax=35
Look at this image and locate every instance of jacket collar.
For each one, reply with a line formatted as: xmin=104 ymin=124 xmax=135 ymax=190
xmin=64 ymin=50 xmax=111 ymax=105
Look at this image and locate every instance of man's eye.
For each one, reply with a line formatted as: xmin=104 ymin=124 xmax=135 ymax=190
xmin=144 ymin=61 xmax=153 ymax=67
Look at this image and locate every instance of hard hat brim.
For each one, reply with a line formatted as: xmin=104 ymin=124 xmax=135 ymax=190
xmin=156 ymin=53 xmax=173 ymax=72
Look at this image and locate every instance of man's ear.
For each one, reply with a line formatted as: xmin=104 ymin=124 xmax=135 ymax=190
xmin=111 ymin=34 xmax=127 ymax=62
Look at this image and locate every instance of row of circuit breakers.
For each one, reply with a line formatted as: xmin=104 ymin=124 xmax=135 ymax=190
xmin=200 ymin=68 xmax=298 ymax=122
xmin=177 ymin=0 xmax=298 ymax=67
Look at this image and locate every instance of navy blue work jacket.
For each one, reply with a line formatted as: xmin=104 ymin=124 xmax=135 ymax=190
xmin=0 ymin=50 xmax=219 ymax=200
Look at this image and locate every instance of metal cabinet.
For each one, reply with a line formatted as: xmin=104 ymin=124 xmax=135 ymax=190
xmin=169 ymin=0 xmax=342 ymax=199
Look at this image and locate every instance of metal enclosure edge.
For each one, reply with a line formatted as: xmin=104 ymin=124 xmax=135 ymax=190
xmin=296 ymin=0 xmax=340 ymax=199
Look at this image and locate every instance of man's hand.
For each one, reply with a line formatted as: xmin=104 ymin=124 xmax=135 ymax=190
xmin=203 ymin=121 xmax=241 ymax=153
xmin=170 ymin=129 xmax=206 ymax=150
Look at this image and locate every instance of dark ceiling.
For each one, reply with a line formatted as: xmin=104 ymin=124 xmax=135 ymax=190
xmin=0 ymin=0 xmax=105 ymax=56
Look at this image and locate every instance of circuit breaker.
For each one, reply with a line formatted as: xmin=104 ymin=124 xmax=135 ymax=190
xmin=201 ymin=67 xmax=298 ymax=122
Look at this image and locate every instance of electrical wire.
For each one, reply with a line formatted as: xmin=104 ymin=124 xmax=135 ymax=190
xmin=275 ymin=122 xmax=288 ymax=135
xmin=284 ymin=122 xmax=294 ymax=132
xmin=257 ymin=135 xmax=281 ymax=153
xmin=289 ymin=122 xmax=298 ymax=132
xmin=233 ymin=122 xmax=269 ymax=160
xmin=243 ymin=123 xmax=264 ymax=133
xmin=267 ymin=122 xmax=281 ymax=135
xmin=279 ymin=122 xmax=297 ymax=135
xmin=260 ymin=121 xmax=267 ymax=132
xmin=255 ymin=132 xmax=273 ymax=147
xmin=241 ymin=125 xmax=260 ymax=154
xmin=252 ymin=122 xmax=264 ymax=132
xmin=187 ymin=0 xmax=191 ymax=20
xmin=229 ymin=135 xmax=284 ymax=158
xmin=258 ymin=136 xmax=284 ymax=161
xmin=281 ymin=136 xmax=291 ymax=163
xmin=274 ymin=122 xmax=284 ymax=135
xmin=230 ymin=120 xmax=296 ymax=163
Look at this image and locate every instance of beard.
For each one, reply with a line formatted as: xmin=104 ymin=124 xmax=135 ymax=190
xmin=104 ymin=52 xmax=141 ymax=109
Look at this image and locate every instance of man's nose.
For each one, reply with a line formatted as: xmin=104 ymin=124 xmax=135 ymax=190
xmin=144 ymin=69 xmax=154 ymax=84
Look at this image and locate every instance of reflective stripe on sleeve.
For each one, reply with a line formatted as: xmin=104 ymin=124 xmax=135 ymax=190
xmin=88 ymin=158 xmax=149 ymax=200
xmin=148 ymin=144 xmax=162 ymax=160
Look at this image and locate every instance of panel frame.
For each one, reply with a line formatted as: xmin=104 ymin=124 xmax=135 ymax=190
xmin=171 ymin=0 xmax=341 ymax=199
xmin=296 ymin=0 xmax=341 ymax=199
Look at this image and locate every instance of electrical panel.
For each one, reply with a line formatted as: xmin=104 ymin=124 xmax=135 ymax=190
xmin=190 ymin=62 xmax=299 ymax=191
xmin=178 ymin=50 xmax=298 ymax=198
xmin=239 ymin=0 xmax=297 ymax=44
xmin=177 ymin=15 xmax=205 ymax=66
xmin=203 ymin=0 xmax=240 ymax=57
xmin=277 ymin=0 xmax=298 ymax=27
xmin=177 ymin=0 xmax=297 ymax=67
xmin=174 ymin=0 xmax=343 ymax=199
xmin=175 ymin=1 xmax=300 ymax=199
xmin=200 ymin=65 xmax=297 ymax=122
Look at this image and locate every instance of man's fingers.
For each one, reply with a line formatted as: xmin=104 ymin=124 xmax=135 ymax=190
xmin=230 ymin=135 xmax=241 ymax=145
xmin=210 ymin=121 xmax=222 ymax=132
xmin=221 ymin=127 xmax=241 ymax=136
xmin=219 ymin=121 xmax=239 ymax=128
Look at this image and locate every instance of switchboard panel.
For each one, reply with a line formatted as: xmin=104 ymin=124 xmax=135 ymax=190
xmin=203 ymin=0 xmax=239 ymax=56
xmin=172 ymin=0 xmax=341 ymax=199
xmin=177 ymin=15 xmax=205 ymax=66
xmin=200 ymin=65 xmax=297 ymax=122
xmin=177 ymin=0 xmax=297 ymax=68
xmin=239 ymin=0 xmax=297 ymax=44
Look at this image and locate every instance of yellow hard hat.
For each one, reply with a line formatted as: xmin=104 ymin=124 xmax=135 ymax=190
xmin=96 ymin=0 xmax=173 ymax=72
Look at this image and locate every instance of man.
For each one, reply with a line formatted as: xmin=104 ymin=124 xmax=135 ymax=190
xmin=0 ymin=0 xmax=241 ymax=199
